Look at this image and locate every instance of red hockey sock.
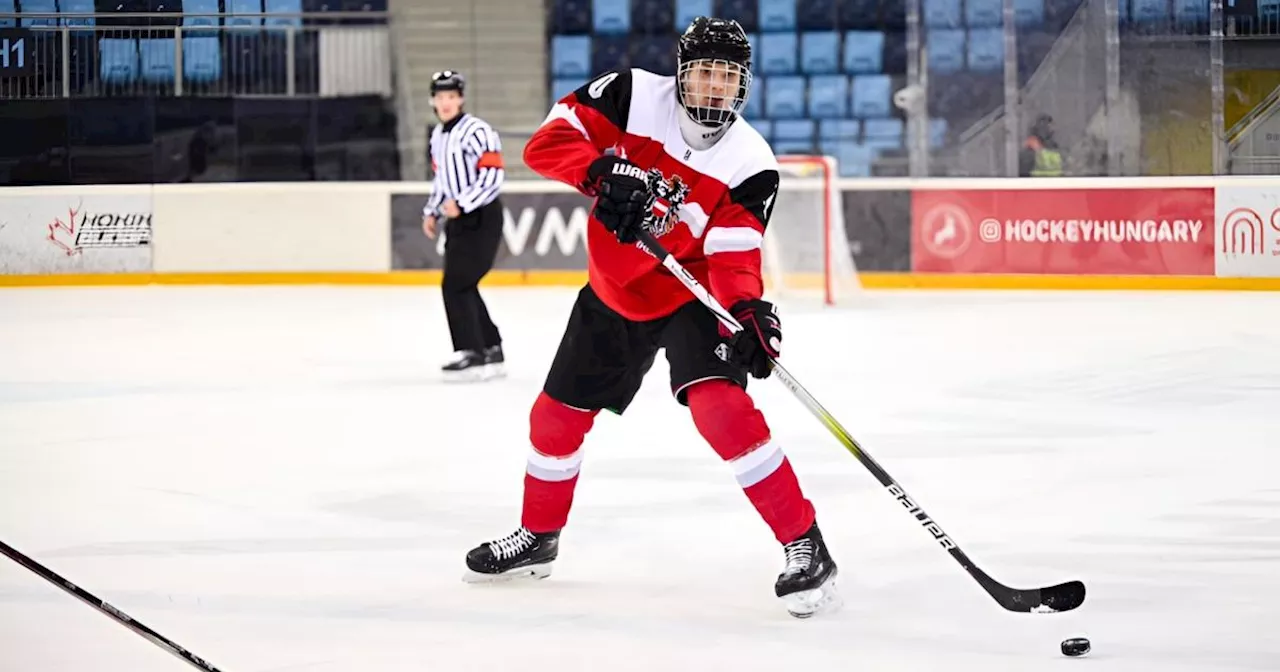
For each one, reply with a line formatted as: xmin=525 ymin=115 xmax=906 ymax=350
xmin=521 ymin=392 xmax=598 ymax=533
xmin=686 ymin=380 xmax=816 ymax=544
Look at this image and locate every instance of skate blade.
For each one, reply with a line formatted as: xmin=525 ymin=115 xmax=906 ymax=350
xmin=484 ymin=363 xmax=507 ymax=379
xmin=782 ymin=574 xmax=843 ymax=619
xmin=442 ymin=368 xmax=488 ymax=384
xmin=462 ymin=563 xmax=552 ymax=584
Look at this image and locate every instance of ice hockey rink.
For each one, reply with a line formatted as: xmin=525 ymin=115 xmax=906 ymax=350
xmin=2 ymin=284 xmax=1279 ymax=672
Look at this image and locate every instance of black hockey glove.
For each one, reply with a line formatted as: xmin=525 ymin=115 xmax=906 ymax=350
xmin=586 ymin=155 xmax=652 ymax=244
xmin=724 ymin=298 xmax=782 ymax=379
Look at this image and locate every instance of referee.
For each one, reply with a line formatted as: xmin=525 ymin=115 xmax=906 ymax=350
xmin=422 ymin=70 xmax=507 ymax=382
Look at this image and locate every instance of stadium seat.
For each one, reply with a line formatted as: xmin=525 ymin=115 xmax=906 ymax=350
xmin=764 ymin=75 xmax=805 ymax=118
xmin=819 ymin=140 xmax=876 ymax=176
xmin=758 ymin=0 xmax=796 ymax=31
xmin=965 ymin=0 xmax=1001 ymax=26
xmin=98 ymin=38 xmax=139 ymax=84
xmin=58 ymin=0 xmax=95 ymax=28
xmin=807 ymin=74 xmax=848 ymax=118
xmin=748 ymin=118 xmax=772 ymax=141
xmin=714 ymin=0 xmax=759 ymax=32
xmin=632 ymin=0 xmax=674 ymax=32
xmin=842 ymin=30 xmax=883 ymax=74
xmin=837 ymin=0 xmax=877 ymax=29
xmin=139 ymin=37 xmax=175 ymax=83
xmin=551 ymin=77 xmax=584 ymax=102
xmin=265 ymin=0 xmax=302 ymax=28
xmin=926 ymin=29 xmax=965 ymax=74
xmin=553 ymin=0 xmax=592 ymax=33
xmin=800 ymin=31 xmax=839 ymax=73
xmin=773 ymin=118 xmax=815 ymax=141
xmin=227 ymin=0 xmax=262 ymax=27
xmin=923 ymin=0 xmax=962 ymax=27
xmin=796 ymin=0 xmax=836 ymax=31
xmin=594 ymin=0 xmax=630 ymax=33
xmin=850 ymin=73 xmax=891 ymax=117
xmin=552 ymin=35 xmax=592 ymax=77
xmin=1013 ymin=0 xmax=1044 ymax=26
xmin=675 ymin=0 xmax=711 ymax=29
xmin=631 ymin=34 xmax=676 ymax=74
xmin=966 ymin=27 xmax=1003 ymax=72
xmin=1129 ymin=0 xmax=1169 ymax=22
xmin=0 ymin=0 xmax=12 ymax=27
xmin=772 ymin=138 xmax=815 ymax=155
xmin=862 ymin=117 xmax=903 ymax=149
xmin=742 ymin=79 xmax=764 ymax=118
xmin=182 ymin=0 xmax=220 ymax=33
xmin=183 ymin=35 xmax=222 ymax=82
xmin=592 ymin=34 xmax=630 ymax=73
xmin=818 ymin=118 xmax=860 ymax=141
xmin=19 ymin=0 xmax=56 ymax=27
xmin=759 ymin=32 xmax=797 ymax=74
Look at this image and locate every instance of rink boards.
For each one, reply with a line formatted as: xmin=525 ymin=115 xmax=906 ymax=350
xmin=2 ymin=176 xmax=1280 ymax=289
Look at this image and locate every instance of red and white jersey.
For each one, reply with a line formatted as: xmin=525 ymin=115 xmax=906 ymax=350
xmin=523 ymin=68 xmax=780 ymax=322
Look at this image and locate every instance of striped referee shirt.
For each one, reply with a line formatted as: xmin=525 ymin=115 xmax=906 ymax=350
xmin=423 ymin=113 xmax=505 ymax=217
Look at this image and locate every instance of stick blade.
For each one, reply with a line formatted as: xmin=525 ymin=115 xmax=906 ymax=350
xmin=999 ymin=580 xmax=1086 ymax=613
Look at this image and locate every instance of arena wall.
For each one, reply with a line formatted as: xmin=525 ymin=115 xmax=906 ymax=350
xmin=3 ymin=176 xmax=1280 ymax=290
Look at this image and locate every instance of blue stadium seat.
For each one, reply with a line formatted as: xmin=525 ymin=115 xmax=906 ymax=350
xmin=926 ymin=29 xmax=965 ymax=74
xmin=553 ymin=0 xmax=592 ymax=33
xmin=19 ymin=0 xmax=56 ymax=27
xmin=807 ymin=74 xmax=848 ymax=118
xmin=923 ymin=0 xmax=962 ymax=27
xmin=183 ymin=35 xmax=221 ymax=82
xmin=796 ymin=0 xmax=836 ymax=30
xmin=714 ymin=0 xmax=759 ymax=32
xmin=99 ymin=38 xmax=139 ymax=84
xmin=758 ymin=0 xmax=796 ymax=31
xmin=592 ymin=34 xmax=630 ymax=73
xmin=1173 ymin=0 xmax=1208 ymax=22
xmin=966 ymin=28 xmax=1002 ymax=71
xmin=773 ymin=119 xmax=815 ymax=141
xmin=552 ymin=35 xmax=592 ymax=77
xmin=632 ymin=0 xmax=674 ymax=32
xmin=1013 ymin=0 xmax=1044 ymax=25
xmin=742 ymin=80 xmax=764 ymax=118
xmin=675 ymin=0 xmax=711 ymax=28
xmin=929 ymin=117 xmax=948 ymax=147
xmin=773 ymin=139 xmax=815 ymax=155
xmin=140 ymin=37 xmax=175 ymax=83
xmin=1129 ymin=0 xmax=1169 ymax=22
xmin=862 ymin=117 xmax=903 ymax=149
xmin=58 ymin=0 xmax=95 ymax=28
xmin=631 ymin=34 xmax=676 ymax=74
xmin=182 ymin=0 xmax=220 ymax=33
xmin=818 ymin=118 xmax=859 ymax=140
xmin=759 ymin=32 xmax=797 ymax=74
xmin=819 ymin=140 xmax=876 ymax=176
xmin=842 ymin=30 xmax=883 ymax=73
xmin=594 ymin=0 xmax=630 ymax=33
xmin=837 ymin=0 xmax=877 ymax=29
xmin=965 ymin=0 xmax=1001 ymax=26
xmin=265 ymin=0 xmax=302 ymax=27
xmin=764 ymin=75 xmax=805 ymax=118
xmin=0 ymin=0 xmax=13 ymax=27
xmin=227 ymin=0 xmax=262 ymax=27
xmin=551 ymin=77 xmax=584 ymax=102
xmin=800 ymin=31 xmax=839 ymax=73
xmin=850 ymin=74 xmax=890 ymax=117
xmin=748 ymin=118 xmax=772 ymax=141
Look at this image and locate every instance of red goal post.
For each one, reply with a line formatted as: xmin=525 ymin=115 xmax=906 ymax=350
xmin=761 ymin=155 xmax=862 ymax=307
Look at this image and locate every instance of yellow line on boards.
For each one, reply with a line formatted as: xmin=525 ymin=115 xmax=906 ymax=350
xmin=3 ymin=271 xmax=1280 ymax=291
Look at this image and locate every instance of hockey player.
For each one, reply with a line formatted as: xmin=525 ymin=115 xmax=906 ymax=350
xmin=462 ymin=17 xmax=840 ymax=617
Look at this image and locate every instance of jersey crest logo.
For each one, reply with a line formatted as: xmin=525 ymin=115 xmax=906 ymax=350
xmin=641 ymin=170 xmax=691 ymax=239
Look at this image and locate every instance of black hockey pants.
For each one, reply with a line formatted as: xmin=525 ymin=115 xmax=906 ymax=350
xmin=442 ymin=199 xmax=503 ymax=353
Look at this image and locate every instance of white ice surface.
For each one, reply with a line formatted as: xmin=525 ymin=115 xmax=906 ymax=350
xmin=2 ymin=286 xmax=1279 ymax=672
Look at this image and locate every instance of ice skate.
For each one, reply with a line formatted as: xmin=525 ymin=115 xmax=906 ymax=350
xmin=441 ymin=350 xmax=488 ymax=383
xmin=482 ymin=345 xmax=507 ymax=379
xmin=463 ymin=527 xmax=559 ymax=583
xmin=775 ymin=523 xmax=841 ymax=618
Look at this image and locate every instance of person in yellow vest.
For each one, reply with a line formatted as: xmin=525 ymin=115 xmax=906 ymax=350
xmin=1019 ymin=114 xmax=1064 ymax=177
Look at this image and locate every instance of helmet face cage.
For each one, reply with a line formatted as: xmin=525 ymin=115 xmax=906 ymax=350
xmin=677 ymin=57 xmax=752 ymax=128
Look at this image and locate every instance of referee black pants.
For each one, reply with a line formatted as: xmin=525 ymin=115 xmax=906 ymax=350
xmin=442 ymin=199 xmax=503 ymax=353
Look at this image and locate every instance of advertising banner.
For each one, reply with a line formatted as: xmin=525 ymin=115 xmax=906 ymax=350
xmin=1215 ymin=185 xmax=1280 ymax=278
xmin=0 ymin=191 xmax=153 ymax=274
xmin=912 ymin=188 xmax=1215 ymax=275
xmin=391 ymin=192 xmax=592 ymax=271
xmin=841 ymin=190 xmax=912 ymax=271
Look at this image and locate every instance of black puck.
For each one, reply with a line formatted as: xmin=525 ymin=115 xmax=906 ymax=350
xmin=1061 ymin=637 xmax=1091 ymax=657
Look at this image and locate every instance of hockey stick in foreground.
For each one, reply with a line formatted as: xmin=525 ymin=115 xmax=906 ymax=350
xmin=634 ymin=228 xmax=1085 ymax=614
xmin=0 ymin=539 xmax=227 ymax=671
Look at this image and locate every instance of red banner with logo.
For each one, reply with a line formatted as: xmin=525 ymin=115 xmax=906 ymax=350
xmin=912 ymin=188 xmax=1216 ymax=275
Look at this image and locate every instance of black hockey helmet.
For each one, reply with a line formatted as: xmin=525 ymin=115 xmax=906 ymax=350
xmin=430 ymin=70 xmax=465 ymax=96
xmin=676 ymin=16 xmax=753 ymax=129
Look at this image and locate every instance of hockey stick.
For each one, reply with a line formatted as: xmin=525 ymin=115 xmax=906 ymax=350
xmin=0 ymin=539 xmax=227 ymax=671
xmin=633 ymin=228 xmax=1086 ymax=614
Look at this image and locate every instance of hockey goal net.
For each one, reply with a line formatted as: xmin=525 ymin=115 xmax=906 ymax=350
xmin=761 ymin=155 xmax=861 ymax=308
